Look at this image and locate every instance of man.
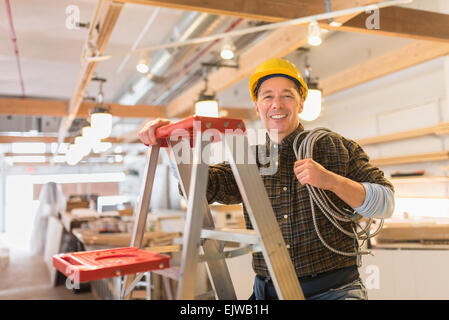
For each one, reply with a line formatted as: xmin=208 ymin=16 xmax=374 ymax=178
xmin=139 ymin=58 xmax=394 ymax=300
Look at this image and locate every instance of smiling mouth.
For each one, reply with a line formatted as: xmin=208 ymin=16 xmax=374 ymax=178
xmin=270 ymin=114 xmax=288 ymax=119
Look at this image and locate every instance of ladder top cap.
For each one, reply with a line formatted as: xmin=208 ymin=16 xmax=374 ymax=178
xmin=155 ymin=116 xmax=246 ymax=147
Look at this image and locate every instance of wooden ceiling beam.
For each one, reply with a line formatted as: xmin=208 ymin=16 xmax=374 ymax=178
xmin=57 ymin=0 xmax=123 ymax=142
xmin=320 ymin=40 xmax=449 ymax=97
xmin=4 ymin=152 xmax=126 ymax=157
xmin=0 ymin=98 xmax=67 ymax=117
xmin=320 ymin=6 xmax=449 ymax=43
xmin=0 ymin=136 xmax=125 ymax=144
xmin=116 ymin=0 xmax=326 ymax=22
xmin=0 ymin=97 xmax=166 ymax=118
xmin=117 ymin=0 xmax=380 ymax=23
xmin=77 ymin=102 xmax=167 ymax=118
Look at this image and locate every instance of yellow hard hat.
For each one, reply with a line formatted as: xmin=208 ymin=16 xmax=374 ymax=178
xmin=249 ymin=57 xmax=308 ymax=102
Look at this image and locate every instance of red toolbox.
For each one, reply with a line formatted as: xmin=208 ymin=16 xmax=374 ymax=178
xmin=53 ymin=247 xmax=170 ymax=283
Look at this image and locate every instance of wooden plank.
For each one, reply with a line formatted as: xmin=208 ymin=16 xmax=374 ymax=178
xmin=77 ymin=102 xmax=167 ymax=118
xmin=58 ymin=0 xmax=123 ymax=142
xmin=4 ymin=152 xmax=126 ymax=157
xmin=0 ymin=135 xmax=125 ymax=144
xmin=0 ymin=97 xmax=167 ymax=118
xmin=0 ymin=98 xmax=67 ymax=117
xmin=357 ymin=122 xmax=449 ymax=146
xmin=323 ymin=6 xmax=449 ymax=43
xmin=116 ymin=0 xmax=327 ymax=22
xmin=117 ymin=0 xmax=379 ymax=23
xmin=371 ymin=151 xmax=449 ymax=167
xmin=320 ymin=40 xmax=449 ymax=97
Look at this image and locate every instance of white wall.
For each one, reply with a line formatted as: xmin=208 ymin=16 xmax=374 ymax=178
xmin=302 ymin=56 xmax=449 ymax=200
xmin=360 ymin=249 xmax=449 ymax=300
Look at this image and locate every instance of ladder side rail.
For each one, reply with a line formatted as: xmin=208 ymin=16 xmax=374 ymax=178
xmin=176 ymin=132 xmax=211 ymax=299
xmin=121 ymin=143 xmax=160 ymax=299
xmin=224 ymin=133 xmax=305 ymax=300
xmin=168 ymin=138 xmax=237 ymax=300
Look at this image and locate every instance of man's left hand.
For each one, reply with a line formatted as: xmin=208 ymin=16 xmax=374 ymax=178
xmin=293 ymin=158 xmax=337 ymax=191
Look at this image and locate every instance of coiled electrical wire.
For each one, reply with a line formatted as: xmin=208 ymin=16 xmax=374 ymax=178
xmin=293 ymin=127 xmax=384 ymax=258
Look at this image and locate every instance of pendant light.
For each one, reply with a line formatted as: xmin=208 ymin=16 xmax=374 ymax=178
xmin=307 ymin=20 xmax=322 ymax=46
xmin=299 ymin=61 xmax=322 ymax=121
xmin=220 ymin=37 xmax=235 ymax=60
xmin=195 ymin=93 xmax=219 ymax=117
xmin=136 ymin=51 xmax=150 ymax=74
xmin=194 ymin=67 xmax=218 ymax=117
xmin=90 ymin=77 xmax=112 ymax=139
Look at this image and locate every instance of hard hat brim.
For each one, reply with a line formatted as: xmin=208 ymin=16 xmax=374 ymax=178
xmin=249 ymin=68 xmax=308 ymax=102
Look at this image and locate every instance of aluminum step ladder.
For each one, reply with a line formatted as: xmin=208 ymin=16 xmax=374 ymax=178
xmin=121 ymin=116 xmax=304 ymax=300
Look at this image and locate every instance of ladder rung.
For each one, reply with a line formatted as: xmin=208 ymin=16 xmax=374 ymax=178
xmin=201 ymin=228 xmax=260 ymax=244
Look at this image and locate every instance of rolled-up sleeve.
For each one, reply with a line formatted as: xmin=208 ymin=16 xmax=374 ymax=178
xmin=353 ymin=182 xmax=395 ymax=219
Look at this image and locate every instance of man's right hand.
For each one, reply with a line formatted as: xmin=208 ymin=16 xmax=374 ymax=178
xmin=138 ymin=118 xmax=173 ymax=146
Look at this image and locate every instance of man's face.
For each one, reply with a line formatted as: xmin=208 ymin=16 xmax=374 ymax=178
xmin=255 ymin=76 xmax=304 ymax=143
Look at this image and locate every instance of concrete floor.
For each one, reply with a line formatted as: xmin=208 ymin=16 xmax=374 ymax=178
xmin=0 ymin=248 xmax=95 ymax=300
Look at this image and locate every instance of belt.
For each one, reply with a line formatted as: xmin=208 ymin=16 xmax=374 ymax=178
xmin=256 ymin=265 xmax=359 ymax=298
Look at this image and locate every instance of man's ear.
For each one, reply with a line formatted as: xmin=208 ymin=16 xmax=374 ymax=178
xmin=298 ymin=97 xmax=305 ymax=114
xmin=254 ymin=101 xmax=260 ymax=116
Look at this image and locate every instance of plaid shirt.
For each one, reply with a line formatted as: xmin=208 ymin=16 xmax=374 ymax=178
xmin=205 ymin=123 xmax=394 ymax=278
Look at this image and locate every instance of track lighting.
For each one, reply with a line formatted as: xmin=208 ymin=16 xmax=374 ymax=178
xmin=90 ymin=77 xmax=112 ymax=139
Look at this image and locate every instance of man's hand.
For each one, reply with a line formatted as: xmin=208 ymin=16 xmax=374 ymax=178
xmin=294 ymin=158 xmax=366 ymax=208
xmin=138 ymin=118 xmax=173 ymax=146
xmin=293 ymin=158 xmax=338 ymax=191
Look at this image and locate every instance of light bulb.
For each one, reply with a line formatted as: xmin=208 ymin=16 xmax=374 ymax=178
xmin=299 ymin=89 xmax=322 ymax=121
xmin=195 ymin=98 xmax=219 ymax=117
xmin=136 ymin=52 xmax=150 ymax=74
xmin=220 ymin=37 xmax=235 ymax=60
xmin=308 ymin=20 xmax=322 ymax=46
xmin=136 ymin=63 xmax=149 ymax=74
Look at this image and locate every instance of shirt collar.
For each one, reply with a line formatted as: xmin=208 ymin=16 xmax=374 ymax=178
xmin=265 ymin=123 xmax=305 ymax=149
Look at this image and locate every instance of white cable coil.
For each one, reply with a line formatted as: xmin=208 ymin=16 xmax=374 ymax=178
xmin=293 ymin=128 xmax=384 ymax=258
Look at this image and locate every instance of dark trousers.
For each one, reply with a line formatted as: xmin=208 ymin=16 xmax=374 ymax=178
xmin=249 ymin=266 xmax=367 ymax=300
